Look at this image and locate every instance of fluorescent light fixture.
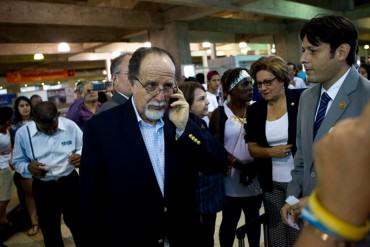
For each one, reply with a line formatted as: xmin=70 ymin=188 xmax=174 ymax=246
xmin=202 ymin=42 xmax=211 ymax=48
xmin=34 ymin=53 xmax=44 ymax=60
xmin=111 ymin=51 xmax=121 ymax=58
xmin=271 ymin=44 xmax=276 ymax=54
xmin=239 ymin=42 xmax=247 ymax=49
xmin=58 ymin=42 xmax=71 ymax=53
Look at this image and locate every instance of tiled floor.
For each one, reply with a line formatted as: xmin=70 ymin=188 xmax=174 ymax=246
xmin=4 ymin=185 xmax=263 ymax=247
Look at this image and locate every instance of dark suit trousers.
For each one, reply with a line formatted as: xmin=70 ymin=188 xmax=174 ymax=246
xmin=33 ymin=170 xmax=80 ymax=247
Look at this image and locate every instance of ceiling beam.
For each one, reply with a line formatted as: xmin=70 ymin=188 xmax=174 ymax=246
xmin=162 ymin=6 xmax=221 ymax=23
xmin=0 ymin=24 xmax=133 ymax=43
xmin=145 ymin=0 xmax=340 ymax=20
xmin=0 ymin=0 xmax=154 ymax=29
xmin=188 ymin=17 xmax=287 ymax=35
xmin=88 ymin=0 xmax=140 ymax=9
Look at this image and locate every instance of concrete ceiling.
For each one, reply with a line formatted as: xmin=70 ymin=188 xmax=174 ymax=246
xmin=1 ymin=0 xmax=370 ymax=82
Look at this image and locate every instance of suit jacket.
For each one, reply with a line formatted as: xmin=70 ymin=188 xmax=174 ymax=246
xmin=96 ymin=92 xmax=128 ymax=114
xmin=245 ymin=89 xmax=303 ymax=191
xmin=80 ymin=99 xmax=226 ymax=247
xmin=288 ymin=66 xmax=370 ymax=197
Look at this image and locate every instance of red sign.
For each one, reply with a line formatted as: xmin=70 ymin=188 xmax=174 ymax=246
xmin=6 ymin=69 xmax=75 ymax=83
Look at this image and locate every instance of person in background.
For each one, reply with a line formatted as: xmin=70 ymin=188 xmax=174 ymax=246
xmin=30 ymin=95 xmax=42 ymax=108
xmin=0 ymin=107 xmax=13 ymax=226
xmin=97 ymin=53 xmax=132 ymax=114
xmin=247 ymin=56 xmax=303 ymax=247
xmin=295 ymin=101 xmax=370 ymax=247
xmin=359 ymin=63 xmax=370 ymax=79
xmin=287 ymin=62 xmax=308 ymax=89
xmin=66 ymin=80 xmax=100 ymax=130
xmin=210 ymin=68 xmax=262 ymax=247
xmin=0 ymin=107 xmax=13 ymax=247
xmin=296 ymin=64 xmax=308 ymax=84
xmin=12 ymin=102 xmax=82 ymax=247
xmin=179 ymin=80 xmax=227 ymax=247
xmin=206 ymin=70 xmax=221 ymax=113
xmin=12 ymin=96 xmax=39 ymax=236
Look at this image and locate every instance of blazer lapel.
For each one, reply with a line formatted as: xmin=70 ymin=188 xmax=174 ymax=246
xmin=305 ymin=85 xmax=320 ymax=142
xmin=314 ymin=67 xmax=358 ymax=142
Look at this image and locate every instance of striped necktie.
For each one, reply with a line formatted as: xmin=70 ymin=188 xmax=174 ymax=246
xmin=313 ymin=92 xmax=331 ymax=137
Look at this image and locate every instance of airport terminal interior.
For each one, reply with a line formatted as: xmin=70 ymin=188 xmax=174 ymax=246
xmin=1 ymin=0 xmax=370 ymax=247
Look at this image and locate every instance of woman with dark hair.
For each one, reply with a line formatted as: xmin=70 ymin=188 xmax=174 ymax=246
xmin=179 ymin=81 xmax=227 ymax=247
xmin=246 ymin=55 xmax=303 ymax=246
xmin=209 ymin=68 xmax=262 ymax=247
xmin=12 ymin=96 xmax=39 ymax=236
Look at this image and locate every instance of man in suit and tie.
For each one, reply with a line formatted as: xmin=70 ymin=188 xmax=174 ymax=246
xmin=281 ymin=16 xmax=370 ymax=225
xmin=80 ymin=47 xmax=226 ymax=247
xmin=97 ymin=53 xmax=132 ymax=113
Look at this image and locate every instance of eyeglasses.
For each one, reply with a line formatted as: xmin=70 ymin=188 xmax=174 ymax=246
xmin=134 ymin=76 xmax=177 ymax=95
xmin=256 ymin=77 xmax=276 ymax=88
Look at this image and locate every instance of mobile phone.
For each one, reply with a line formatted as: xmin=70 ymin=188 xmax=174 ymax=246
xmin=169 ymin=86 xmax=178 ymax=105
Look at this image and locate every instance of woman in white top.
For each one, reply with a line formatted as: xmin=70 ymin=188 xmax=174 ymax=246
xmin=12 ymin=96 xmax=39 ymax=236
xmin=210 ymin=68 xmax=262 ymax=247
xmin=246 ymin=56 xmax=303 ymax=247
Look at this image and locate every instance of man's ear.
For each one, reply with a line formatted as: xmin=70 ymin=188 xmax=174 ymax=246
xmin=335 ymin=43 xmax=351 ymax=62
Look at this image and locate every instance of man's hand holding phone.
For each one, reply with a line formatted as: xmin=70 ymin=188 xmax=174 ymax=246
xmin=168 ymin=88 xmax=189 ymax=131
xmin=28 ymin=160 xmax=49 ymax=178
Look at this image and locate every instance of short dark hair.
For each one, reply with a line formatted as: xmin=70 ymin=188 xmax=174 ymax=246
xmin=13 ymin=96 xmax=32 ymax=124
xmin=195 ymin=73 xmax=205 ymax=84
xmin=128 ymin=47 xmax=178 ymax=84
xmin=110 ymin=53 xmax=132 ymax=75
xmin=30 ymin=94 xmax=42 ymax=101
xmin=300 ymin=15 xmax=358 ymax=65
xmin=178 ymin=81 xmax=205 ymax=106
xmin=0 ymin=107 xmax=13 ymax=125
xmin=33 ymin=101 xmax=58 ymax=124
xmin=250 ymin=55 xmax=290 ymax=88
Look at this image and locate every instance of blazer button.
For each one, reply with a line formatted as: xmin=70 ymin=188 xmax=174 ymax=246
xmin=311 ymin=171 xmax=316 ymax=178
xmin=163 ymin=207 xmax=167 ymax=213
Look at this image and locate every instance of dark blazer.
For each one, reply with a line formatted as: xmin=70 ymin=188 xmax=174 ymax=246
xmin=96 ymin=92 xmax=128 ymax=114
xmin=245 ymin=89 xmax=303 ymax=192
xmin=80 ymin=99 xmax=226 ymax=247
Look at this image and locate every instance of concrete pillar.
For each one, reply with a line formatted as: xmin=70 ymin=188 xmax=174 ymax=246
xmin=149 ymin=22 xmax=192 ymax=75
xmin=274 ymin=26 xmax=302 ymax=64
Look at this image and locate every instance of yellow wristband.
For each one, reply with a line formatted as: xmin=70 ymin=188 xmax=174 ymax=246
xmin=309 ymin=189 xmax=370 ymax=241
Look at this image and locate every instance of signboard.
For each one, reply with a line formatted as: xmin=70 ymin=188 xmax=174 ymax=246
xmin=6 ymin=69 xmax=75 ymax=83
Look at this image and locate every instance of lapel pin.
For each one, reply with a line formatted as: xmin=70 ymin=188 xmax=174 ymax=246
xmin=339 ymin=101 xmax=347 ymax=110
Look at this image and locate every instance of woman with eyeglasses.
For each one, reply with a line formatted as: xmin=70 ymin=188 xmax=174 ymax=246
xmin=209 ymin=68 xmax=262 ymax=247
xmin=246 ymin=56 xmax=304 ymax=247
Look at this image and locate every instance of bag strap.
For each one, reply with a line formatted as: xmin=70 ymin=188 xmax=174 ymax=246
xmin=26 ymin=125 xmax=37 ymax=161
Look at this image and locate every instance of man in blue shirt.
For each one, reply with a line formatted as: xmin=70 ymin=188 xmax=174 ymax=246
xmin=12 ymin=102 xmax=82 ymax=247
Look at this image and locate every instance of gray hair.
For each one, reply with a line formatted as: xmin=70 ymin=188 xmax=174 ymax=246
xmin=110 ymin=53 xmax=132 ymax=75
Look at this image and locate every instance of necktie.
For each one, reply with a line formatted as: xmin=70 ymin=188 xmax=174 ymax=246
xmin=313 ymin=92 xmax=331 ymax=137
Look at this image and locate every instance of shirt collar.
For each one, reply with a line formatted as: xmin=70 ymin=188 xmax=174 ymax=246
xmin=116 ymin=91 xmax=129 ymax=99
xmin=131 ymin=97 xmax=164 ymax=126
xmin=28 ymin=117 xmax=65 ymax=137
xmin=320 ymin=67 xmax=350 ymax=100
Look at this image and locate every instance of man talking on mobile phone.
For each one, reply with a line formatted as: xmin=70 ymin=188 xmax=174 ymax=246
xmin=80 ymin=47 xmax=227 ymax=247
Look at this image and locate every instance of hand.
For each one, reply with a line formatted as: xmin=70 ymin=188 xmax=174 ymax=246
xmin=28 ymin=160 xmax=48 ymax=178
xmin=314 ymin=101 xmax=370 ymax=225
xmin=168 ymin=89 xmax=189 ymax=131
xmin=281 ymin=197 xmax=308 ymax=225
xmin=269 ymin=144 xmax=293 ymax=158
xmin=69 ymin=153 xmax=81 ymax=167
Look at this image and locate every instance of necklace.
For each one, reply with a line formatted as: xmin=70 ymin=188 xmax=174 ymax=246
xmin=227 ymin=101 xmax=247 ymax=125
